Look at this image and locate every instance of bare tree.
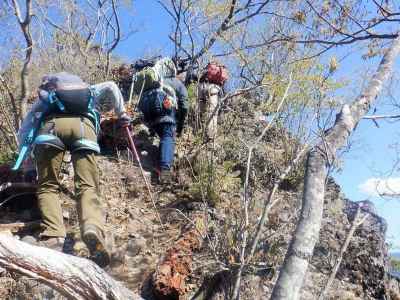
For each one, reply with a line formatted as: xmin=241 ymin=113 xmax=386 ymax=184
xmin=271 ymin=34 xmax=400 ymax=300
xmin=9 ymin=0 xmax=33 ymax=121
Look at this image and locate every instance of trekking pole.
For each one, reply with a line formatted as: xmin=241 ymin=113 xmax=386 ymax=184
xmin=123 ymin=126 xmax=164 ymax=228
xmin=127 ymin=77 xmax=135 ymax=107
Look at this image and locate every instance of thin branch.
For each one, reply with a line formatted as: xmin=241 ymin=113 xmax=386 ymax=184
xmin=192 ymin=0 xmax=238 ymax=62
xmin=224 ymin=1 xmax=269 ymax=31
xmin=247 ymin=141 xmax=312 ymax=262
xmin=318 ymin=206 xmax=369 ymax=300
xmin=231 ymin=75 xmax=292 ymax=299
xmin=105 ymin=0 xmax=121 ymax=74
xmin=305 ymin=0 xmax=352 ymax=38
xmin=362 ymin=114 xmax=400 ymax=120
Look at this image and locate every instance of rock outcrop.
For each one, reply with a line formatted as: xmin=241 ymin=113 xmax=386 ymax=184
xmin=0 ymin=137 xmax=398 ymax=299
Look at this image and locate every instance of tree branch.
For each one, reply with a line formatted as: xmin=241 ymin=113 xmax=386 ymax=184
xmin=11 ymin=0 xmax=34 ymax=120
xmin=192 ymin=0 xmax=238 ymax=62
xmin=0 ymin=234 xmax=143 ymax=300
xmin=318 ymin=206 xmax=369 ymax=300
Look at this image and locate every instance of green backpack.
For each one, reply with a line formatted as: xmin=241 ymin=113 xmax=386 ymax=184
xmin=132 ymin=57 xmax=177 ymax=95
xmin=132 ymin=67 xmax=161 ymax=94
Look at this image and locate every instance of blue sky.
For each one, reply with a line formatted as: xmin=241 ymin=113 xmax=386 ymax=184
xmin=115 ymin=1 xmax=172 ymax=60
xmin=116 ymin=1 xmax=400 ymax=250
xmin=331 ymin=48 xmax=400 ymax=250
xmin=335 ymin=104 xmax=400 ymax=250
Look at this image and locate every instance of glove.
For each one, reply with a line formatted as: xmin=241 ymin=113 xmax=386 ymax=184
xmin=118 ymin=113 xmax=132 ymax=128
xmin=176 ymin=124 xmax=184 ymax=138
xmin=149 ymin=128 xmax=156 ymax=137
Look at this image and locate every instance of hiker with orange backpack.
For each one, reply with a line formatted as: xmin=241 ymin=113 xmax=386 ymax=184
xmin=197 ymin=62 xmax=228 ymax=140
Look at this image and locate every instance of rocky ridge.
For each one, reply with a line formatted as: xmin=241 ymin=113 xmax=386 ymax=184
xmin=0 ymin=126 xmax=399 ymax=299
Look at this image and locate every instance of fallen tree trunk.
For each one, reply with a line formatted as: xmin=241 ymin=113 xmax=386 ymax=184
xmin=152 ymin=214 xmax=205 ymax=300
xmin=0 ymin=233 xmax=143 ymax=300
xmin=271 ymin=35 xmax=400 ymax=300
xmin=0 ymin=221 xmax=40 ymax=232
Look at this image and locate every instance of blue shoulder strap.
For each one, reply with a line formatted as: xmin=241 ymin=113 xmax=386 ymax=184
xmin=87 ymin=88 xmax=100 ymax=134
xmin=12 ymin=126 xmax=37 ymax=171
xmin=48 ymin=91 xmax=65 ymax=112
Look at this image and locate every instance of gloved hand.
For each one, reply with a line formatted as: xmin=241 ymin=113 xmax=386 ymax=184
xmin=118 ymin=113 xmax=132 ymax=128
xmin=176 ymin=124 xmax=184 ymax=138
xmin=149 ymin=128 xmax=156 ymax=137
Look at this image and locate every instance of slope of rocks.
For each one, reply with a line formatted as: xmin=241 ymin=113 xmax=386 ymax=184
xmin=0 ymin=124 xmax=399 ymax=299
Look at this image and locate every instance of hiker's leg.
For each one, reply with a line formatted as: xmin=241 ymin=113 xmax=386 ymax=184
xmin=207 ymin=84 xmax=220 ymax=139
xmin=68 ymin=115 xmax=104 ymax=237
xmin=197 ymin=83 xmax=208 ymax=132
xmin=35 ymin=145 xmax=66 ymax=237
xmin=72 ymin=150 xmax=105 ymax=237
xmin=154 ymin=123 xmax=176 ymax=170
xmin=72 ymin=150 xmax=110 ymax=267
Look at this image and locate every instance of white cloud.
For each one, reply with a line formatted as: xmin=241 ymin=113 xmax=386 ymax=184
xmin=358 ymin=177 xmax=400 ymax=197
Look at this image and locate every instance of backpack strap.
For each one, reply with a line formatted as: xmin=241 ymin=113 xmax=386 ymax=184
xmin=87 ymin=88 xmax=100 ymax=135
xmin=12 ymin=126 xmax=37 ymax=171
xmin=48 ymin=91 xmax=65 ymax=112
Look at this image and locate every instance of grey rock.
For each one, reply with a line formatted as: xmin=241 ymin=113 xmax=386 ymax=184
xmin=110 ymin=246 xmax=126 ymax=268
xmin=126 ymin=236 xmax=146 ymax=257
xmin=21 ymin=235 xmax=37 ymax=245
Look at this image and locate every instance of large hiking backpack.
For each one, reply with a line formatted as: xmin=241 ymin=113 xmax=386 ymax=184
xmin=13 ymin=73 xmax=98 ymax=171
xmin=135 ymin=58 xmax=178 ymax=121
xmin=38 ymin=72 xmax=96 ymax=115
xmin=132 ymin=57 xmax=177 ymax=95
xmin=132 ymin=67 xmax=162 ymax=95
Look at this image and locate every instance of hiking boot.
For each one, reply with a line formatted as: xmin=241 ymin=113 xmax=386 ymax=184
xmin=159 ymin=169 xmax=173 ymax=185
xmin=82 ymin=224 xmax=111 ymax=268
xmin=38 ymin=237 xmax=65 ymax=252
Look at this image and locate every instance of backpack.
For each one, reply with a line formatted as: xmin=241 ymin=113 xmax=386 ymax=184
xmin=12 ymin=73 xmax=99 ymax=171
xmin=202 ymin=63 xmax=229 ymax=86
xmin=132 ymin=67 xmax=162 ymax=95
xmin=138 ymin=85 xmax=177 ymax=122
xmin=38 ymin=72 xmax=95 ymax=115
xmin=135 ymin=58 xmax=178 ymax=121
xmin=132 ymin=57 xmax=177 ymax=95
xmin=132 ymin=56 xmax=161 ymax=71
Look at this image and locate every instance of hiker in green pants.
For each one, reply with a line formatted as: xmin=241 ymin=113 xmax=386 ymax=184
xmin=17 ymin=73 xmax=131 ymax=267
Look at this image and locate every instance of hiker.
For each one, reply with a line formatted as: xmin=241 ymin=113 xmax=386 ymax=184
xmin=132 ymin=57 xmax=188 ymax=184
xmin=197 ymin=62 xmax=228 ymax=140
xmin=17 ymin=73 xmax=131 ymax=267
xmin=114 ymin=63 xmax=134 ymax=102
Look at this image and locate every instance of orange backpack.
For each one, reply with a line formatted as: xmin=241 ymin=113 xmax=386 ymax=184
xmin=204 ymin=63 xmax=229 ymax=86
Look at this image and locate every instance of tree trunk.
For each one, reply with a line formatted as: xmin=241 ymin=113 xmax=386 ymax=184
xmin=271 ymin=34 xmax=400 ymax=300
xmin=0 ymin=233 xmax=143 ymax=300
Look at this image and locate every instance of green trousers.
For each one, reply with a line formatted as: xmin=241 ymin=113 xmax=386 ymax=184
xmin=35 ymin=116 xmax=104 ymax=238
